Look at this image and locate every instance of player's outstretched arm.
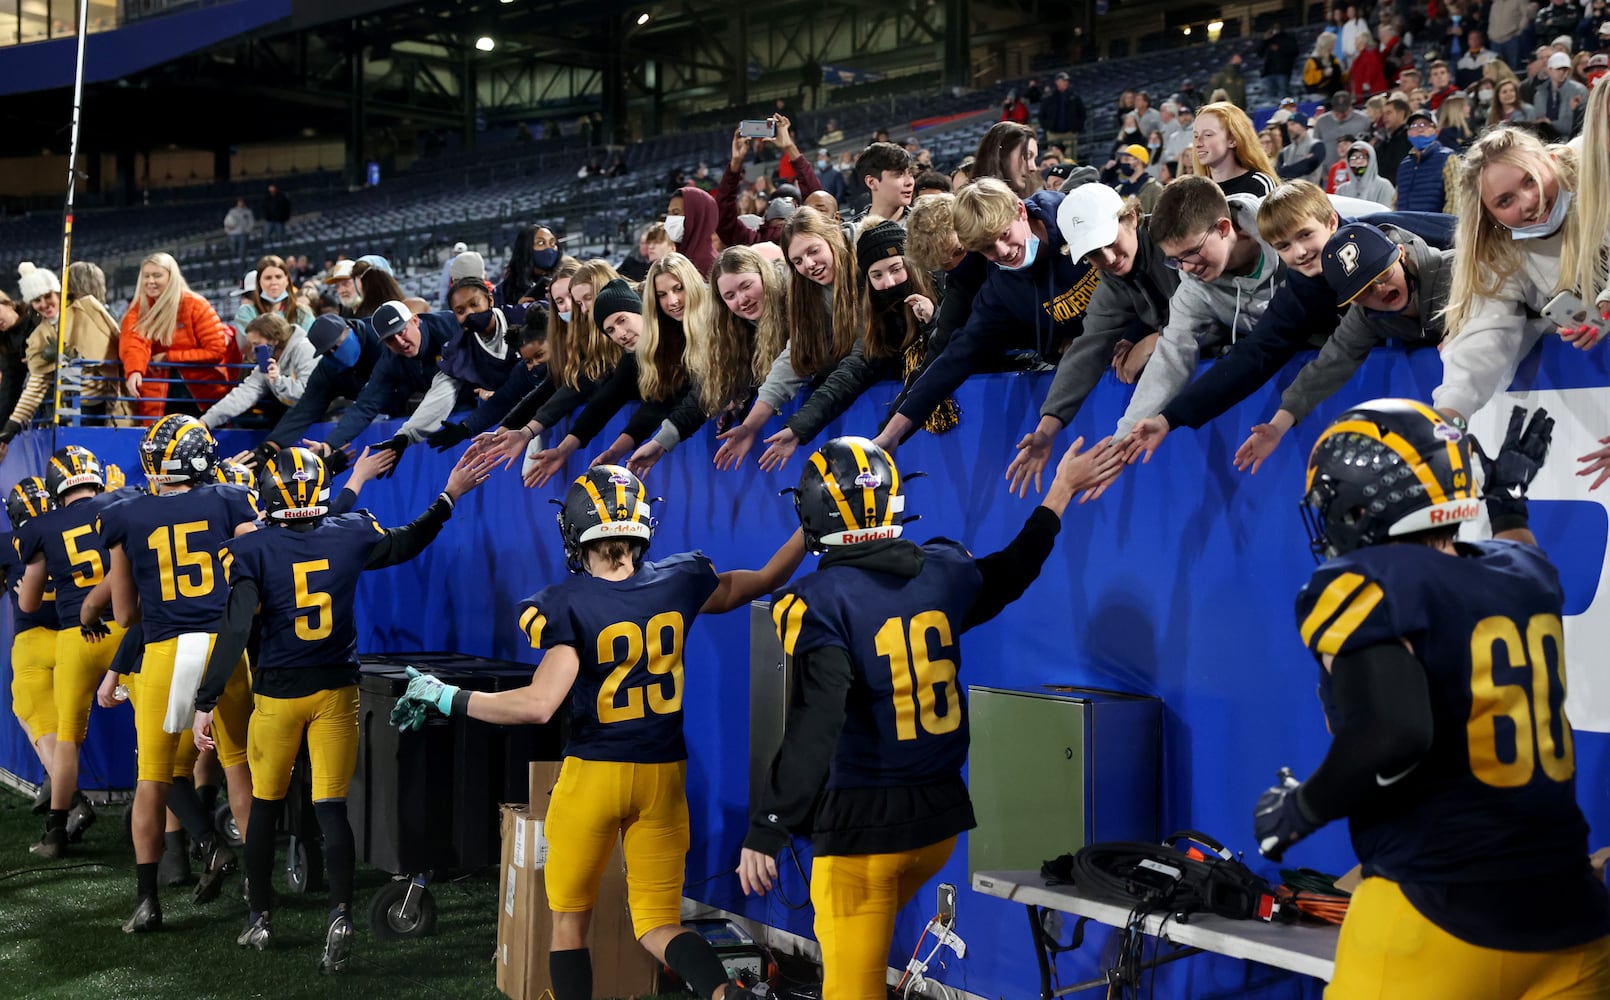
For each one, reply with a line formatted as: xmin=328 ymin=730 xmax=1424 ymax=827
xmin=700 ymin=528 xmax=808 ymax=615
xmin=364 ymin=450 xmax=496 ymax=570
xmin=1254 ymin=642 xmax=1434 ymax=861
xmin=963 ymin=438 xmax=1122 ymax=631
xmin=395 ymin=651 xmax=581 ymax=729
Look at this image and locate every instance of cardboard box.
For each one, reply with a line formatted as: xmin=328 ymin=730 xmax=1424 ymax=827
xmin=496 ymin=805 xmax=535 ymax=1000
xmin=521 ymin=761 xmax=659 ymax=999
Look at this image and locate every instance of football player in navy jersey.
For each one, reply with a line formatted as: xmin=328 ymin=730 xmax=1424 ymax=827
xmin=3 ymin=477 xmax=59 ymax=816
xmin=1254 ymin=400 xmax=1610 ymax=998
xmin=191 ymin=445 xmax=490 ymax=973
xmin=94 ymin=415 xmax=260 ymax=931
xmin=15 ymin=445 xmax=129 ymax=856
xmin=393 ymin=464 xmax=806 ymax=1000
xmin=734 ymin=434 xmax=1120 ymax=999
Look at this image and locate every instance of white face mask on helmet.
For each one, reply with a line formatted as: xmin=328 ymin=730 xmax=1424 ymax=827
xmin=663 ymin=215 xmax=686 ymax=243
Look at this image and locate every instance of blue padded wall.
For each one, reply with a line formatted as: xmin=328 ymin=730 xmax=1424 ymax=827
xmin=4 ymin=335 xmax=1609 ymax=999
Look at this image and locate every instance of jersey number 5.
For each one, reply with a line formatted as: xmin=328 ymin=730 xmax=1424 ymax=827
xmin=597 ymin=612 xmax=685 ymax=724
xmin=147 ymin=522 xmax=217 ymax=601
xmin=1468 ymin=613 xmax=1573 ymax=788
xmin=62 ymin=525 xmax=105 ymax=588
xmin=875 ymin=611 xmax=961 ymax=741
xmin=292 ymin=559 xmax=334 ymax=642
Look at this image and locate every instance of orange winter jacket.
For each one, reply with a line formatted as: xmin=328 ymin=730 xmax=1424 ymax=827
xmin=118 ymin=290 xmax=228 ymax=376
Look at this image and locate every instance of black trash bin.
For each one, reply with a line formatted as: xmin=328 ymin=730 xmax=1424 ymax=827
xmin=351 ymin=653 xmax=566 ymax=875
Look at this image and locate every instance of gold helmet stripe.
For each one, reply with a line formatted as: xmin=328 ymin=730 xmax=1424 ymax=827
xmin=270 ymin=455 xmax=297 ymax=514
xmin=808 ymin=450 xmax=859 ymax=529
xmin=578 ymin=475 xmax=613 ymax=523
xmin=845 ymin=440 xmax=879 ymax=530
xmin=1402 ymin=399 xmax=1473 ymax=498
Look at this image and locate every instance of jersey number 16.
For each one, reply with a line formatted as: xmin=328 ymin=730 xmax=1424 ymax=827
xmin=876 ymin=611 xmax=961 ymax=742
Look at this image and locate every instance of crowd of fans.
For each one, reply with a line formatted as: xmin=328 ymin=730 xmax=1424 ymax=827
xmin=2 ymin=0 xmax=1608 ymax=497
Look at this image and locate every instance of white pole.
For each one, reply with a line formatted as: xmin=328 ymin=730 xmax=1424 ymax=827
xmin=54 ymin=0 xmax=90 ymax=436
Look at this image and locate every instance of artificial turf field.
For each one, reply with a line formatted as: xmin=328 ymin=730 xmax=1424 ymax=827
xmin=0 ymin=787 xmax=688 ymax=1000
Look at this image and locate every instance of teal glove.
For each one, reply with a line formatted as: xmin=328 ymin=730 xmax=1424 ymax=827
xmin=404 ymin=666 xmax=460 ymax=717
xmin=389 ymin=698 xmax=430 ymax=732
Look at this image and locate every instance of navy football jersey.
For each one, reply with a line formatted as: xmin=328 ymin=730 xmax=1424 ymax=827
xmin=517 ymin=552 xmax=720 ymax=764
xmin=1295 ymin=540 xmax=1590 ymax=886
xmin=14 ymin=490 xmax=128 ymax=625
xmin=221 ymin=512 xmax=385 ymax=671
xmin=773 ymin=540 xmax=983 ymax=789
xmin=97 ymin=483 xmax=257 ymax=643
xmin=0 ymin=532 xmax=57 ymax=632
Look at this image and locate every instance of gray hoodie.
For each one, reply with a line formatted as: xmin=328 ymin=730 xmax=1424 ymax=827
xmin=1335 ymin=141 xmax=1396 ymax=209
xmin=1277 ymin=228 xmax=1451 ymax=424
xmin=1038 ymin=220 xmax=1181 ymax=427
xmin=1115 ymin=193 xmax=1285 ymax=438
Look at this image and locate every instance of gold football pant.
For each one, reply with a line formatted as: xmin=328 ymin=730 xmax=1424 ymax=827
xmin=810 ymin=836 xmax=958 ymax=1000
xmin=53 ymin=623 xmax=124 ymax=743
xmin=1326 ymin=877 xmax=1610 ymax=999
xmin=10 ymin=626 xmax=57 ymax=741
xmin=544 ymin=756 xmax=690 ymax=939
xmin=246 ymin=685 xmax=358 ymax=802
xmin=130 ymin=635 xmax=250 ymax=782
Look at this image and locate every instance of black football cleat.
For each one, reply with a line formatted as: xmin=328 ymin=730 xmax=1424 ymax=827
xmin=29 ymin=826 xmax=66 ymax=858
xmin=237 ymin=912 xmax=272 ymax=950
xmin=122 ymin=895 xmax=163 ymax=934
xmin=30 ymin=776 xmax=51 ymax=815
xmin=318 ymin=913 xmax=353 ymax=975
xmin=65 ymin=793 xmax=96 ymax=843
xmin=192 ymin=841 xmax=238 ymax=905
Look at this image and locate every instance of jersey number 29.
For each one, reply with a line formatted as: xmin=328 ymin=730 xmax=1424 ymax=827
xmin=597 ymin=612 xmax=685 ymax=723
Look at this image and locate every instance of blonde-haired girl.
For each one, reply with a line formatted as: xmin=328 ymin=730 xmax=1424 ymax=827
xmin=118 ymin=251 xmax=230 ymax=420
xmin=1434 ymin=128 xmax=1590 ymax=420
xmin=716 ymin=206 xmax=867 ymax=472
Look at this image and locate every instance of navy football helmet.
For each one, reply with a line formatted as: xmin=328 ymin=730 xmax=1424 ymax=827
xmin=1302 ymin=398 xmax=1479 ymax=561
xmin=557 ymin=465 xmax=654 ymax=573
xmin=791 ymin=436 xmax=908 ymax=554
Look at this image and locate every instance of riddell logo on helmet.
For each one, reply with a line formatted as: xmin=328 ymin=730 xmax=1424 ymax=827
xmin=1429 ymin=501 xmax=1480 ymax=524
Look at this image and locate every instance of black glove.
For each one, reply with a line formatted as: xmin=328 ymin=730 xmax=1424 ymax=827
xmin=374 ymin=433 xmax=409 ymax=479
xmin=81 ymin=621 xmax=112 ymax=642
xmin=248 ymin=442 xmax=278 ymax=470
xmin=1471 ymin=405 xmax=1553 ymax=532
xmin=323 ymin=447 xmax=352 ymax=476
xmin=0 ymin=419 xmax=22 ymax=444
xmin=426 ymin=423 xmax=471 ymax=452
xmin=1253 ymin=768 xmax=1318 ymax=863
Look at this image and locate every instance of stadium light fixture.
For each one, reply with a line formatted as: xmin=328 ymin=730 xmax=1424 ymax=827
xmin=1182 ymin=26 xmax=1191 ymax=35
xmin=1207 ymin=20 xmax=1223 ymax=31
xmin=475 ymin=35 xmax=496 ymax=51
xmin=636 ymin=11 xmax=650 ymax=25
